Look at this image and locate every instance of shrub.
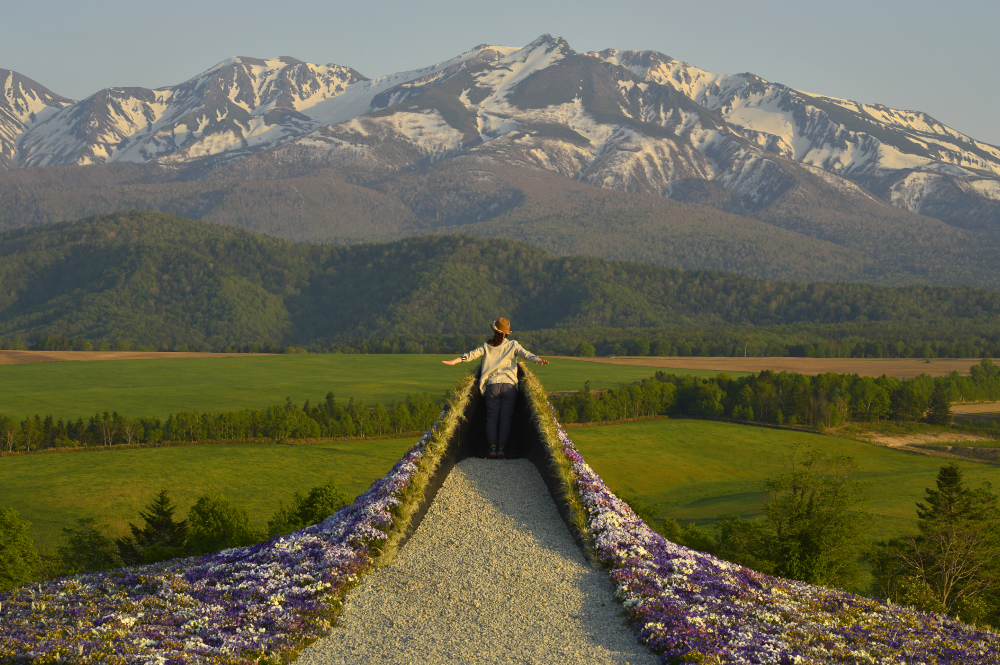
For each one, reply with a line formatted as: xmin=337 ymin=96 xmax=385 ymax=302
xmin=0 ymin=508 xmax=40 ymax=591
xmin=187 ymin=494 xmax=261 ymax=555
xmin=268 ymin=481 xmax=351 ymax=537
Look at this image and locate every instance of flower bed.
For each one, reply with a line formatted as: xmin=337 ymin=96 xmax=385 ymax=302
xmin=550 ymin=412 xmax=1000 ymax=664
xmin=0 ymin=376 xmax=474 ymax=665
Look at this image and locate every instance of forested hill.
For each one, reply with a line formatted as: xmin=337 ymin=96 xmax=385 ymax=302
xmin=1 ymin=211 xmax=999 ymax=350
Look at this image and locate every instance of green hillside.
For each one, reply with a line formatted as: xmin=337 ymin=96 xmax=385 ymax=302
xmin=2 ymin=210 xmax=1000 ymax=350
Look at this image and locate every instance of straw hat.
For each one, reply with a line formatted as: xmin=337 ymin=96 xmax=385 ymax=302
xmin=491 ymin=318 xmax=512 ymax=335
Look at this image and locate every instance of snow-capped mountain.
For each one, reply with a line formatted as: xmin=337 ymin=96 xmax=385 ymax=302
xmin=0 ymin=70 xmax=72 ymax=169
xmin=278 ymin=36 xmax=823 ymax=214
xmin=13 ymin=57 xmax=368 ymax=167
xmin=592 ymin=49 xmax=1000 ymax=227
xmin=2 ymin=35 xmax=998 ymax=229
xmin=272 ymin=35 xmax=999 ymax=226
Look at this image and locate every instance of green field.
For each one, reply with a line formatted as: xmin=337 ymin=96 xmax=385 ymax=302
xmin=9 ymin=414 xmax=995 ymax=552
xmin=0 ymin=354 xmax=718 ymax=420
xmin=569 ymin=419 xmax=1000 ymax=541
xmin=0 ymin=437 xmax=419 ymax=549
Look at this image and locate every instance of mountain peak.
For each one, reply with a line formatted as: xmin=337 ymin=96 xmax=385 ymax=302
xmin=508 ymin=34 xmax=574 ymax=60
xmin=0 ymin=69 xmax=74 ymax=168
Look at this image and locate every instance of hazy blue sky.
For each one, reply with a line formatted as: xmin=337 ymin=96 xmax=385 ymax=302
xmin=5 ymin=0 xmax=998 ymax=144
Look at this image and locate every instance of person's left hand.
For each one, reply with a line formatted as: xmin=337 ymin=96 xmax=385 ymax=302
xmin=539 ymin=359 xmax=550 ymax=365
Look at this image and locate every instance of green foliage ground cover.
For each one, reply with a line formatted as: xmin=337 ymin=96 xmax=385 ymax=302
xmin=568 ymin=419 xmax=1000 ymax=542
xmin=0 ymin=355 xmax=668 ymax=420
xmin=0 ymin=437 xmax=418 ymax=549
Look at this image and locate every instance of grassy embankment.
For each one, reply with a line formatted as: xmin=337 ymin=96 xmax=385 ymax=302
xmin=571 ymin=419 xmax=1000 ymax=542
xmin=0 ymin=354 xmax=720 ymax=420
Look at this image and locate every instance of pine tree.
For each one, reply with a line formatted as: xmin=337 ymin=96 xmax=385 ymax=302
xmin=117 ymin=489 xmax=188 ymax=564
xmin=873 ymin=464 xmax=1000 ymax=623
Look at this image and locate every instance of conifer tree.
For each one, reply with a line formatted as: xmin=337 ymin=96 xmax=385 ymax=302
xmin=871 ymin=464 xmax=1000 ymax=624
xmin=925 ymin=383 xmax=953 ymax=426
xmin=117 ymin=489 xmax=188 ymax=564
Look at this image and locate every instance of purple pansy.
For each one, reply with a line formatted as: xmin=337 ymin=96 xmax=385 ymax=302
xmin=549 ymin=406 xmax=1000 ymax=664
xmin=0 ymin=427 xmax=439 ymax=664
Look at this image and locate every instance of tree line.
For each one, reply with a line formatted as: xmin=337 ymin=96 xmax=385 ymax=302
xmin=0 ymin=392 xmax=443 ymax=453
xmin=552 ymin=358 xmax=1000 ymax=429
xmin=6 ymin=322 xmax=1000 ymax=360
xmin=0 ymin=482 xmax=351 ymax=590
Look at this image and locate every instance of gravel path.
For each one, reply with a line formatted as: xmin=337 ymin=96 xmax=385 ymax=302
xmin=296 ymin=458 xmax=658 ymax=664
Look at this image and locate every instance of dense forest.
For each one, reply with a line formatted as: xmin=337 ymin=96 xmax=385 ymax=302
xmin=2 ymin=211 xmax=1000 ymax=355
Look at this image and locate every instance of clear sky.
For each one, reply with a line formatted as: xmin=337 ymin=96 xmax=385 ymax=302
xmin=4 ymin=0 xmax=998 ymax=145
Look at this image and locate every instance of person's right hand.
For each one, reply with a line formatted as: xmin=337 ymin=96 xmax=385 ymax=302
xmin=442 ymin=358 xmax=462 ymax=366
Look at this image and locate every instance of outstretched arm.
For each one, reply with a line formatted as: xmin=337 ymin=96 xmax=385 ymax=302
xmin=514 ymin=342 xmax=549 ymax=365
xmin=443 ymin=344 xmax=485 ymax=366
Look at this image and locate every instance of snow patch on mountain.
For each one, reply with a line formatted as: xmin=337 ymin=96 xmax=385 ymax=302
xmin=963 ymin=178 xmax=1000 ymax=202
xmin=888 ymin=172 xmax=942 ymax=213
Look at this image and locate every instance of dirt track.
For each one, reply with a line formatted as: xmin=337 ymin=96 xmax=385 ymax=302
xmin=552 ymin=356 xmax=999 ymax=379
xmin=0 ymin=350 xmax=271 ymax=365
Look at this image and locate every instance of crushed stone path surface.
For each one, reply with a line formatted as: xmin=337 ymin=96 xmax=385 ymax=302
xmin=296 ymin=458 xmax=658 ymax=665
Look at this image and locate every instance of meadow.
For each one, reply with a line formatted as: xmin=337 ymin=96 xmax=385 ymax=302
xmin=569 ymin=418 xmax=1000 ymax=540
xmin=8 ymin=413 xmax=995 ymax=551
xmin=0 ymin=353 xmax=693 ymax=420
xmin=0 ymin=437 xmax=419 ymax=549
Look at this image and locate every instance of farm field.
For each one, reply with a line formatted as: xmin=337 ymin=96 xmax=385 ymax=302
xmin=0 ymin=353 xmax=681 ymax=420
xmin=0 ymin=436 xmax=419 ymax=549
xmin=568 ymin=419 xmax=1000 ymax=541
xmin=556 ymin=355 xmax=1000 ymax=379
xmin=951 ymin=401 xmax=1000 ymax=426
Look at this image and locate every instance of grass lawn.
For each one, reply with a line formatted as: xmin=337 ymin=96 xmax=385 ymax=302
xmin=568 ymin=419 xmax=1000 ymax=541
xmin=0 ymin=437 xmax=420 ymax=549
xmin=0 ymin=354 xmax=685 ymax=420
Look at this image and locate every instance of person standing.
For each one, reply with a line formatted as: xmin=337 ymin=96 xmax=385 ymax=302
xmin=442 ymin=318 xmax=549 ymax=459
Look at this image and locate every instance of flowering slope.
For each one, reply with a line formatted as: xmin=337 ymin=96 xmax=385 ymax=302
xmin=0 ymin=396 xmax=462 ymax=665
xmin=551 ymin=415 xmax=1000 ymax=664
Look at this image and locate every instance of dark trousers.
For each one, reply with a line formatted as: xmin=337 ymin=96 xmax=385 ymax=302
xmin=484 ymin=382 xmax=517 ymax=449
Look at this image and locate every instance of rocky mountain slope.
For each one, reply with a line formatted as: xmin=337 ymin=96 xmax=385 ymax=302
xmin=1 ymin=36 xmax=998 ymax=288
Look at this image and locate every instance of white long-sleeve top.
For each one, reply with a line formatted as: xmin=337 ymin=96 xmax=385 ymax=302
xmin=460 ymin=339 xmax=543 ymax=392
